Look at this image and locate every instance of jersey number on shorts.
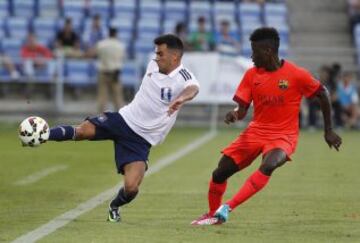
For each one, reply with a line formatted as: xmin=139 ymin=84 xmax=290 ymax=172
xmin=161 ymin=87 xmax=172 ymax=102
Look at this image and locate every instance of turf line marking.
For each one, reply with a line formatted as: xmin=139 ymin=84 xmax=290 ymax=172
xmin=14 ymin=165 xmax=69 ymax=186
xmin=12 ymin=131 xmax=216 ymax=243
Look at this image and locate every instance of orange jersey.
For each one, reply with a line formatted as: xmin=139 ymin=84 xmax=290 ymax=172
xmin=233 ymin=60 xmax=321 ymax=136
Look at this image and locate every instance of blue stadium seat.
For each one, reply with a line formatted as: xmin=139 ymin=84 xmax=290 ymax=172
xmin=0 ymin=18 xmax=6 ymax=38
xmin=121 ymin=61 xmax=141 ymax=88
xmin=109 ymin=18 xmax=134 ymax=42
xmin=64 ymin=59 xmax=95 ymax=85
xmin=0 ymin=0 xmax=10 ymax=18
xmin=238 ymin=3 xmax=261 ymax=21
xmin=38 ymin=0 xmax=60 ymax=18
xmin=83 ymin=17 xmax=108 ymax=35
xmin=1 ymin=37 xmax=23 ymax=58
xmin=139 ymin=0 xmax=162 ymax=20
xmin=88 ymin=0 xmax=111 ymax=19
xmin=189 ymin=1 xmax=213 ymax=24
xmin=0 ymin=64 xmax=11 ymax=82
xmin=13 ymin=0 xmax=36 ymax=18
xmin=163 ymin=19 xmax=183 ymax=34
xmin=62 ymin=0 xmax=86 ymax=20
xmin=113 ymin=0 xmax=136 ymax=18
xmin=32 ymin=18 xmax=57 ymax=41
xmin=164 ymin=1 xmax=187 ymax=23
xmin=5 ymin=17 xmax=30 ymax=39
xmin=134 ymin=38 xmax=154 ymax=60
xmin=137 ymin=18 xmax=161 ymax=40
xmin=264 ymin=3 xmax=288 ymax=17
xmin=214 ymin=1 xmax=236 ymax=23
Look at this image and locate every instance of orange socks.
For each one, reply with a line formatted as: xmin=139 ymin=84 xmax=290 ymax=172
xmin=226 ymin=170 xmax=270 ymax=210
xmin=208 ymin=179 xmax=227 ymax=216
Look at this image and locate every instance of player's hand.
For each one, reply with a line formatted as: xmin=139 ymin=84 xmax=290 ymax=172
xmin=224 ymin=111 xmax=238 ymax=124
xmin=324 ymin=129 xmax=342 ymax=151
xmin=168 ymin=98 xmax=184 ymax=116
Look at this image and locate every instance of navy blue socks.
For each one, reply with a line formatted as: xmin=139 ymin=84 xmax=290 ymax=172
xmin=49 ymin=125 xmax=76 ymax=141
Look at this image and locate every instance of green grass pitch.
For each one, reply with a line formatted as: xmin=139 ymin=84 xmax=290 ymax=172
xmin=0 ymin=123 xmax=359 ymax=242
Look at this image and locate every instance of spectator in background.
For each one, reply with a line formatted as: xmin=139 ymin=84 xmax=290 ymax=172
xmin=337 ymin=71 xmax=359 ymax=128
xmin=0 ymin=54 xmax=20 ymax=80
xmin=174 ymin=22 xmax=191 ymax=51
xmin=215 ymin=20 xmax=241 ymax=55
xmin=55 ymin=18 xmax=83 ymax=58
xmin=21 ymin=32 xmax=54 ymax=79
xmin=84 ymin=14 xmax=107 ymax=58
xmin=307 ymin=65 xmax=331 ymax=128
xmin=96 ymin=27 xmax=126 ymax=112
xmin=348 ymin=0 xmax=360 ymax=34
xmin=326 ymin=63 xmax=343 ymax=127
xmin=188 ymin=16 xmax=215 ymax=51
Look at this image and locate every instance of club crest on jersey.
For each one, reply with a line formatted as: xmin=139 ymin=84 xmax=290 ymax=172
xmin=161 ymin=87 xmax=172 ymax=102
xmin=278 ymin=80 xmax=289 ymax=90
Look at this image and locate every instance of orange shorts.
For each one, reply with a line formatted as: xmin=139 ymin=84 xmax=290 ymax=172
xmin=222 ymin=128 xmax=298 ymax=169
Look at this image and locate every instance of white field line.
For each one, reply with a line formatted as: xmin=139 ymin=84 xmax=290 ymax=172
xmin=14 ymin=165 xmax=69 ymax=186
xmin=12 ymin=131 xmax=216 ymax=243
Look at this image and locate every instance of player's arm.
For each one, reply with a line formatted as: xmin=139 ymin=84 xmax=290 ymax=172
xmin=168 ymin=85 xmax=199 ymax=116
xmin=314 ymin=86 xmax=342 ymax=151
xmin=224 ymin=103 xmax=249 ymax=124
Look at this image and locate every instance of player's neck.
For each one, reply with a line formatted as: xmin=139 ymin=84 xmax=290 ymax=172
xmin=161 ymin=63 xmax=181 ymax=75
xmin=264 ymin=57 xmax=282 ymax=72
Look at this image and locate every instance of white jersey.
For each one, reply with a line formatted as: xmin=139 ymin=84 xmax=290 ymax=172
xmin=119 ymin=60 xmax=199 ymax=146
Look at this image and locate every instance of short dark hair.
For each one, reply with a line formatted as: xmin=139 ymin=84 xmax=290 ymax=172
xmin=109 ymin=27 xmax=117 ymax=37
xmin=154 ymin=34 xmax=184 ymax=56
xmin=250 ymin=27 xmax=280 ymax=53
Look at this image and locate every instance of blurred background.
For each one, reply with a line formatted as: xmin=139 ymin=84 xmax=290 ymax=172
xmin=0 ymin=0 xmax=358 ymax=131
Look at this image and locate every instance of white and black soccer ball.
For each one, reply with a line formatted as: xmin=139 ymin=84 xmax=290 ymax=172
xmin=19 ymin=116 xmax=49 ymax=147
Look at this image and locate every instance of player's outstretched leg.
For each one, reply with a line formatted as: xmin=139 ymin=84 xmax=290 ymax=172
xmin=216 ymin=149 xmax=287 ymax=223
xmin=48 ymin=121 xmax=96 ymax=142
xmin=191 ymin=156 xmax=239 ymax=225
xmin=108 ymin=161 xmax=145 ymax=222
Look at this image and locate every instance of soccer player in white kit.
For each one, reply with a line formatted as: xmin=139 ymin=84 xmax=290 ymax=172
xmin=44 ymin=34 xmax=200 ymax=222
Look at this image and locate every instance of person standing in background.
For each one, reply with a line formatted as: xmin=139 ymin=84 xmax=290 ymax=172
xmin=96 ymin=27 xmax=126 ymax=112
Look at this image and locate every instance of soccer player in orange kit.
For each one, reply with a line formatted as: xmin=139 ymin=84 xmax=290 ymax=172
xmin=191 ymin=27 xmax=342 ymax=225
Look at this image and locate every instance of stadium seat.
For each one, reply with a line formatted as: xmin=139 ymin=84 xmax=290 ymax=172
xmin=137 ymin=18 xmax=161 ymax=40
xmin=163 ymin=19 xmax=184 ymax=34
xmin=139 ymin=0 xmax=162 ymax=20
xmin=264 ymin=3 xmax=288 ymax=17
xmin=214 ymin=1 xmax=236 ymax=23
xmin=109 ymin=18 xmax=134 ymax=42
xmin=134 ymin=37 xmax=154 ymax=60
xmin=64 ymin=59 xmax=95 ymax=85
xmin=0 ymin=0 xmax=9 ymax=18
xmin=62 ymin=0 xmax=86 ymax=20
xmin=164 ymin=1 xmax=187 ymax=23
xmin=113 ymin=0 xmax=136 ymax=18
xmin=0 ymin=64 xmax=11 ymax=82
xmin=13 ymin=0 xmax=36 ymax=18
xmin=32 ymin=18 xmax=58 ymax=41
xmin=5 ymin=17 xmax=30 ymax=39
xmin=189 ymin=1 xmax=213 ymax=24
xmin=121 ymin=61 xmax=141 ymax=88
xmin=238 ymin=3 xmax=261 ymax=22
xmin=1 ymin=37 xmax=23 ymax=59
xmin=38 ymin=0 xmax=60 ymax=17
xmin=88 ymin=0 xmax=111 ymax=19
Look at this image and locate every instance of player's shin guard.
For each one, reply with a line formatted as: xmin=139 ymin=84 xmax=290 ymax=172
xmin=110 ymin=187 xmax=138 ymax=209
xmin=226 ymin=170 xmax=269 ymax=210
xmin=208 ymin=179 xmax=227 ymax=216
xmin=49 ymin=125 xmax=75 ymax=141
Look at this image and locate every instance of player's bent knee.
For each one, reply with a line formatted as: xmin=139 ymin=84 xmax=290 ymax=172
xmin=75 ymin=121 xmax=96 ymax=140
xmin=212 ymin=169 xmax=228 ymax=184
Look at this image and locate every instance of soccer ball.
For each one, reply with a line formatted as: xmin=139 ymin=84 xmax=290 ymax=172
xmin=19 ymin=116 xmax=49 ymax=147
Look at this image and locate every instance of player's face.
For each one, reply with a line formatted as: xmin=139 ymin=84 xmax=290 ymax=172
xmin=251 ymin=42 xmax=273 ymax=68
xmin=155 ymin=44 xmax=176 ymax=74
